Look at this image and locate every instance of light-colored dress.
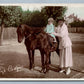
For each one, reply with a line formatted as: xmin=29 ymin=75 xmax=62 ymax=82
xmin=55 ymin=23 xmax=73 ymax=68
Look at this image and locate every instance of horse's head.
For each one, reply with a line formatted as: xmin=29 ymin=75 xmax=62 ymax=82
xmin=17 ymin=24 xmax=26 ymax=43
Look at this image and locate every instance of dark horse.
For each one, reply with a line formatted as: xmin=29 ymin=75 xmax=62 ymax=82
xmin=17 ymin=24 xmax=59 ymax=73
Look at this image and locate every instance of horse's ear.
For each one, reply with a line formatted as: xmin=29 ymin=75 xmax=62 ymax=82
xmin=18 ymin=24 xmax=21 ymax=28
xmin=18 ymin=24 xmax=24 ymax=29
xmin=21 ymin=25 xmax=24 ymax=30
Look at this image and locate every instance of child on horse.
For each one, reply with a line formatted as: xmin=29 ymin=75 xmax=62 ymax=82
xmin=44 ymin=18 xmax=56 ymax=48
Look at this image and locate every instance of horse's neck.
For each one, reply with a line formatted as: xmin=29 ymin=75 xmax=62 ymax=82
xmin=24 ymin=25 xmax=46 ymax=38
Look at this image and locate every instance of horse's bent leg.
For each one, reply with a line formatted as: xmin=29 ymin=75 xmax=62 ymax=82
xmin=32 ymin=50 xmax=35 ymax=68
xmin=56 ymin=47 xmax=59 ymax=56
xmin=49 ymin=52 xmax=51 ymax=64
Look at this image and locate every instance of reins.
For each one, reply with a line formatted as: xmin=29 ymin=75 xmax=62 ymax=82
xmin=25 ymin=34 xmax=32 ymax=40
xmin=25 ymin=32 xmax=41 ymax=40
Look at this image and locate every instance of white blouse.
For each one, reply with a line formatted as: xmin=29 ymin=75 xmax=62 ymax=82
xmin=55 ymin=23 xmax=72 ymax=49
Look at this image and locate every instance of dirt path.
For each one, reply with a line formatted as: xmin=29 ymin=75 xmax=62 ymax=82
xmin=0 ymin=33 xmax=84 ymax=78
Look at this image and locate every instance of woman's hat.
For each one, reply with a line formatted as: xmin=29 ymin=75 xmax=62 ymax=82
xmin=57 ymin=17 xmax=65 ymax=23
xmin=48 ymin=18 xmax=54 ymax=22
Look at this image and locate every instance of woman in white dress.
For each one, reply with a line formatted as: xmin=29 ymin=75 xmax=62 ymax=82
xmin=52 ymin=18 xmax=73 ymax=75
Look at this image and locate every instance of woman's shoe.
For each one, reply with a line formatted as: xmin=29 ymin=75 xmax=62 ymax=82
xmin=66 ymin=68 xmax=71 ymax=75
xmin=59 ymin=69 xmax=65 ymax=73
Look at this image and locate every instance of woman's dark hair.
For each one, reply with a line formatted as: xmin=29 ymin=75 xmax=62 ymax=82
xmin=57 ymin=17 xmax=65 ymax=23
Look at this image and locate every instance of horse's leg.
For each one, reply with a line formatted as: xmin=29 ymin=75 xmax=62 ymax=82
xmin=27 ymin=49 xmax=32 ymax=69
xmin=40 ymin=51 xmax=45 ymax=73
xmin=49 ymin=52 xmax=51 ymax=64
xmin=32 ymin=50 xmax=35 ymax=68
xmin=56 ymin=37 xmax=59 ymax=56
xmin=45 ymin=52 xmax=49 ymax=73
xmin=56 ymin=46 xmax=59 ymax=56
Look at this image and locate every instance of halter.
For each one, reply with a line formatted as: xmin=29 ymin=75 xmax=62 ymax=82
xmin=25 ymin=34 xmax=32 ymax=40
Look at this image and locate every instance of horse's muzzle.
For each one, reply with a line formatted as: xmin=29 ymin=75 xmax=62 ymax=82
xmin=18 ymin=38 xmax=23 ymax=43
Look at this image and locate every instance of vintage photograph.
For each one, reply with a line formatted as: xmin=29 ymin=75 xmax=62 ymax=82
xmin=0 ymin=4 xmax=84 ymax=79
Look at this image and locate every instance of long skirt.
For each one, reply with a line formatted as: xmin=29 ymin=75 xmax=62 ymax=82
xmin=59 ymin=46 xmax=73 ymax=68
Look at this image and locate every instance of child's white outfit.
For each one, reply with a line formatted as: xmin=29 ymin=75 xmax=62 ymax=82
xmin=45 ymin=23 xmax=56 ymax=42
xmin=55 ymin=23 xmax=73 ymax=68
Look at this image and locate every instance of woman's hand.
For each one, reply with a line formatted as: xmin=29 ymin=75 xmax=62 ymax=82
xmin=52 ymin=32 xmax=56 ymax=35
xmin=52 ymin=32 xmax=62 ymax=37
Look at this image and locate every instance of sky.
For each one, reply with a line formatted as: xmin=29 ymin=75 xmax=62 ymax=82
xmin=65 ymin=6 xmax=84 ymax=20
xmin=21 ymin=4 xmax=84 ymax=20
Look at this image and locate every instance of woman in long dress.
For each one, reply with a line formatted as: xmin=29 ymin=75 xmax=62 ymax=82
xmin=52 ymin=18 xmax=73 ymax=75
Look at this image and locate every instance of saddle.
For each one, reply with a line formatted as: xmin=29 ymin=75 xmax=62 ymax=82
xmin=47 ymin=34 xmax=58 ymax=51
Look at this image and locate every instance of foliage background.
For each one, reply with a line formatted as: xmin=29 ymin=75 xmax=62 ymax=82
xmin=0 ymin=6 xmax=67 ymax=27
xmin=69 ymin=21 xmax=84 ymax=27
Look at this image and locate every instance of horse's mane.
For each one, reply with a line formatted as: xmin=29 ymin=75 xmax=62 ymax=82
xmin=20 ymin=24 xmax=45 ymax=34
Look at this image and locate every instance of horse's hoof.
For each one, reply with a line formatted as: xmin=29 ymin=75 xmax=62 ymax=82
xmin=46 ymin=69 xmax=49 ymax=73
xmin=40 ymin=69 xmax=44 ymax=73
xmin=43 ymin=70 xmax=46 ymax=73
xmin=32 ymin=64 xmax=35 ymax=69
xmin=40 ymin=69 xmax=46 ymax=74
xmin=31 ymin=68 xmax=34 ymax=71
xmin=29 ymin=66 xmax=32 ymax=70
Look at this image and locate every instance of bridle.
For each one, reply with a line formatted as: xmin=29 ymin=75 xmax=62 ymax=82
xmin=25 ymin=33 xmax=32 ymax=40
xmin=25 ymin=33 xmax=39 ymax=40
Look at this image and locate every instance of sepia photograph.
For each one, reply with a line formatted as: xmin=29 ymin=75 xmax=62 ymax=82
xmin=0 ymin=4 xmax=84 ymax=80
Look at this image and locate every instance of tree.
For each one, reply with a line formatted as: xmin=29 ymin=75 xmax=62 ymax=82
xmin=69 ymin=20 xmax=84 ymax=27
xmin=21 ymin=9 xmax=31 ymax=24
xmin=27 ymin=10 xmax=47 ymax=27
xmin=21 ymin=10 xmax=47 ymax=27
xmin=0 ymin=6 xmax=22 ymax=45
xmin=41 ymin=6 xmax=67 ymax=25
